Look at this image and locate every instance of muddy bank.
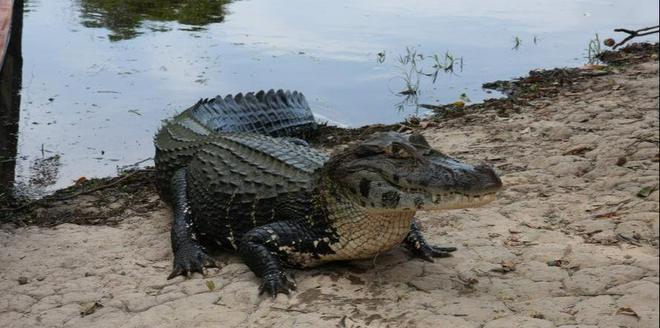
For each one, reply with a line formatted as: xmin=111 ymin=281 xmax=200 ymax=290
xmin=1 ymin=43 xmax=658 ymax=328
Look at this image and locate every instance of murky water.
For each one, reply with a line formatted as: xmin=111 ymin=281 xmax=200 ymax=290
xmin=1 ymin=0 xmax=658 ymax=195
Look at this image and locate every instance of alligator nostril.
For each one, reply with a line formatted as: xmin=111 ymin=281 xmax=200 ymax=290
xmin=474 ymin=163 xmax=502 ymax=191
xmin=490 ymin=175 xmax=503 ymax=190
xmin=475 ymin=163 xmax=495 ymax=171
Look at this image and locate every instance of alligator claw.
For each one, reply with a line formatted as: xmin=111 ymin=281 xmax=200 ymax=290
xmin=168 ymin=245 xmax=217 ymax=279
xmin=411 ymin=244 xmax=457 ymax=262
xmin=259 ymin=272 xmax=296 ymax=298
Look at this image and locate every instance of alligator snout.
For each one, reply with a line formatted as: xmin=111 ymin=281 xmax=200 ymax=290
xmin=422 ymin=152 xmax=503 ymax=197
xmin=473 ymin=163 xmax=503 ymax=194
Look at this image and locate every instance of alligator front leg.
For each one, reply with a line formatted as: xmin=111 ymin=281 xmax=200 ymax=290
xmin=168 ymin=168 xmax=217 ymax=279
xmin=239 ymin=221 xmax=307 ymax=297
xmin=404 ymin=219 xmax=457 ymax=262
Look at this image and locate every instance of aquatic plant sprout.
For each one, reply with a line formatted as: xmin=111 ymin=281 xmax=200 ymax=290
xmin=586 ymin=33 xmax=602 ymax=64
xmin=383 ymin=47 xmax=464 ymax=112
xmin=512 ymin=36 xmax=522 ymax=50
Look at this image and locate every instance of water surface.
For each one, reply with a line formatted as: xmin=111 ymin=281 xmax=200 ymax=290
xmin=3 ymin=0 xmax=659 ymax=194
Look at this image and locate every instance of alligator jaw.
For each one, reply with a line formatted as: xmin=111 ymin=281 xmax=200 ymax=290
xmin=362 ymin=191 xmax=498 ymax=214
xmin=425 ymin=191 xmax=498 ymax=210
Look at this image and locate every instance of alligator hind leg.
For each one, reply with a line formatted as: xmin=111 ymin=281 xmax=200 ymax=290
xmin=404 ymin=219 xmax=457 ymax=262
xmin=168 ymin=168 xmax=217 ymax=279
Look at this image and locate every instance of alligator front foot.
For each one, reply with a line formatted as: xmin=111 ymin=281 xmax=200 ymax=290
xmin=259 ymin=271 xmax=297 ymax=297
xmin=404 ymin=219 xmax=457 ymax=262
xmin=239 ymin=220 xmax=311 ymax=297
xmin=408 ymin=244 xmax=457 ymax=262
xmin=168 ymin=244 xmax=217 ymax=279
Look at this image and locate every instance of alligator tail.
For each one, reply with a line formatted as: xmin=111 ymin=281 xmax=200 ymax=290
xmin=188 ymin=89 xmax=316 ymax=137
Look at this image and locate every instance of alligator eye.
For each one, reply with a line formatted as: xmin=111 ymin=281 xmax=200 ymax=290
xmin=387 ymin=144 xmax=412 ymax=158
xmin=408 ymin=134 xmax=432 ymax=154
xmin=355 ymin=144 xmax=384 ymax=157
xmin=409 ymin=133 xmax=430 ymax=148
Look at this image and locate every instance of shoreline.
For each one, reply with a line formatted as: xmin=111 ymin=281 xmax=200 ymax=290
xmin=2 ymin=42 xmax=657 ymax=225
xmin=2 ymin=42 xmax=658 ymax=225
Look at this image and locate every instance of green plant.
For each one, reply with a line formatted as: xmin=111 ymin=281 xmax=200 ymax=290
xmin=586 ymin=33 xmax=602 ymax=64
xmin=376 ymin=51 xmax=386 ymax=63
xmin=398 ymin=65 xmax=420 ymax=96
xmin=428 ymin=51 xmax=463 ymax=82
xmin=459 ymin=92 xmax=471 ymax=103
xmin=512 ymin=36 xmax=522 ymax=50
xmin=390 ymin=47 xmax=463 ymax=112
xmin=205 ymin=280 xmax=216 ymax=291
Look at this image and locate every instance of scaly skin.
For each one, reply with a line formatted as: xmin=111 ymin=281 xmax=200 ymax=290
xmin=154 ymin=90 xmax=503 ymax=297
xmin=154 ymin=89 xmax=316 ymax=203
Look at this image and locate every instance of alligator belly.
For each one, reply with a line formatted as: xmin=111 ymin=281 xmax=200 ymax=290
xmin=294 ymin=211 xmax=415 ymax=267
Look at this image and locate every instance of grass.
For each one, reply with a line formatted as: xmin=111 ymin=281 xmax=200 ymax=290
xmin=431 ymin=52 xmax=463 ymax=77
xmin=379 ymin=46 xmax=464 ymax=112
xmin=395 ymin=47 xmax=423 ymax=97
xmin=586 ymin=33 xmax=602 ymax=64
xmin=512 ymin=36 xmax=522 ymax=50
xmin=459 ymin=92 xmax=471 ymax=103
xmin=398 ymin=67 xmax=420 ymax=96
xmin=376 ymin=51 xmax=386 ymax=63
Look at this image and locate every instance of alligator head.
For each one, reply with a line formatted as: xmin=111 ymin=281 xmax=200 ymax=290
xmin=324 ymin=131 xmax=502 ymax=211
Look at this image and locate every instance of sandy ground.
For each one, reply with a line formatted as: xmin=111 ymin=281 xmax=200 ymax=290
xmin=1 ymin=48 xmax=659 ymax=327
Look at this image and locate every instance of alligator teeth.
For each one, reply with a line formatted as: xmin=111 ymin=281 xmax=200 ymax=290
xmin=425 ymin=192 xmax=497 ymax=210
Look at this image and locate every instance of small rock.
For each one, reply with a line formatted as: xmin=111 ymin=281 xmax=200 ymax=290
xmin=491 ymin=260 xmax=516 ymax=273
xmin=531 ymin=313 xmax=546 ymax=319
xmin=80 ymin=301 xmax=103 ymax=317
xmin=563 ymin=145 xmax=593 ymax=156
xmin=616 ymin=306 xmax=640 ymax=319
xmin=615 ymin=156 xmax=627 ymax=166
xmin=18 ymin=277 xmax=29 ymax=285
xmin=636 ymin=186 xmax=657 ymax=198
xmin=547 ymin=260 xmax=564 ymax=267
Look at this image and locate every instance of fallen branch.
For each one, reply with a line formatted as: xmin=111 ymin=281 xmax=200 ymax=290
xmin=612 ymin=25 xmax=659 ymax=49
xmin=117 ymin=157 xmax=153 ymax=172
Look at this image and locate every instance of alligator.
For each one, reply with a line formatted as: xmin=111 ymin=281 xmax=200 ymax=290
xmin=154 ymin=89 xmax=502 ymax=296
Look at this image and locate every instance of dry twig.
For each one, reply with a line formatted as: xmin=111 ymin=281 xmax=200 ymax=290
xmin=612 ymin=25 xmax=659 ymax=49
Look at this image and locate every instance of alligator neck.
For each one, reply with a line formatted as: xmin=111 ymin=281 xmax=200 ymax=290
xmin=311 ymin=177 xmax=416 ymax=262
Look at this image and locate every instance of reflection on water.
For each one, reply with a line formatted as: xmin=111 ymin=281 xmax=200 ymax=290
xmin=9 ymin=0 xmax=660 ymax=195
xmin=78 ymin=0 xmax=232 ymax=41
xmin=0 ymin=0 xmax=23 ymax=199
